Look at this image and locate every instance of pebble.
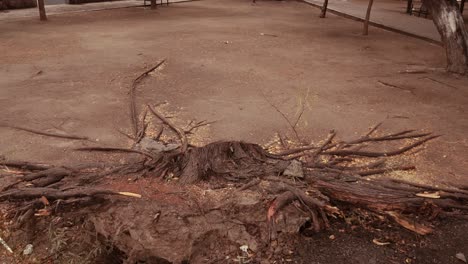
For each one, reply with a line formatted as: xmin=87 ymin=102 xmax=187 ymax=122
xmin=23 ymin=244 xmax=33 ymax=255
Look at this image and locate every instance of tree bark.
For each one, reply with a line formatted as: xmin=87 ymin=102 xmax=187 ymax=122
xmin=363 ymin=0 xmax=374 ymax=35
xmin=37 ymin=0 xmax=47 ymax=21
xmin=320 ymin=0 xmax=329 ymax=18
xmin=150 ymin=0 xmax=157 ymax=9
xmin=424 ymin=0 xmax=468 ymax=74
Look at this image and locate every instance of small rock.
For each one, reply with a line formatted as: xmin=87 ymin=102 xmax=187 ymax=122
xmin=137 ymin=138 xmax=180 ymax=153
xmin=329 ymin=234 xmax=336 ymax=240
xmin=23 ymin=244 xmax=33 ymax=255
xmin=236 ymin=192 xmax=261 ymax=206
xmin=239 ymin=245 xmax=249 ymax=253
xmin=283 ymin=160 xmax=303 ymax=178
xmin=456 ymin=253 xmax=467 ymax=263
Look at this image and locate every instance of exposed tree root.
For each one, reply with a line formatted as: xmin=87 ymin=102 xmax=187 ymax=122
xmin=75 ymin=146 xmax=156 ymax=159
xmin=1 ymin=122 xmax=466 ymax=242
xmin=129 ymin=59 xmax=166 ymax=137
xmin=1 ymin=67 xmax=466 ymax=261
xmin=0 ymin=125 xmax=90 ymax=141
xmin=1 ymin=120 xmax=467 ymax=263
xmin=0 ymin=160 xmax=51 ymax=171
xmin=148 ymin=104 xmax=188 ymax=153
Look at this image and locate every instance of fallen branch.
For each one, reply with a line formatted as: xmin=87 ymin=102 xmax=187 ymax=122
xmin=377 ymin=80 xmax=415 ymax=95
xmin=184 ymin=120 xmax=216 ymax=134
xmin=308 ymin=130 xmax=336 ymax=160
xmin=325 ymin=122 xmax=382 ymax=150
xmin=356 ymin=165 xmax=415 ymax=176
xmin=324 ymin=135 xmax=439 ymax=157
xmin=391 ymin=178 xmax=468 ymax=195
xmin=423 ymin=77 xmax=459 ymax=90
xmin=0 ymin=187 xmax=140 ymax=201
xmin=276 ymin=145 xmax=317 ymax=156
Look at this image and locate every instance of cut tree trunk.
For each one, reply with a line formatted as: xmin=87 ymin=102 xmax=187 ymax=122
xmin=150 ymin=0 xmax=156 ymax=9
xmin=424 ymin=0 xmax=468 ymax=74
xmin=320 ymin=0 xmax=329 ymax=18
xmin=363 ymin=0 xmax=374 ymax=35
xmin=37 ymin=0 xmax=46 ymax=21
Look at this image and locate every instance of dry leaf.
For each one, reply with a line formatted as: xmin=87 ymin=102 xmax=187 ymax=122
xmin=456 ymin=253 xmax=467 ymax=263
xmin=40 ymin=196 xmax=50 ymax=206
xmin=34 ymin=209 xmax=50 ymax=216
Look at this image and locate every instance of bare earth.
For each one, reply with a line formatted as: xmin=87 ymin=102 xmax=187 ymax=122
xmin=0 ymin=0 xmax=468 ymax=262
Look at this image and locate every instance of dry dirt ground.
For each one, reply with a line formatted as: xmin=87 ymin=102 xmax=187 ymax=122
xmin=0 ymin=0 xmax=468 ymax=263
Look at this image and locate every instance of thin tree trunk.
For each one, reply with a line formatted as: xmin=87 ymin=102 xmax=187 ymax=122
xmin=424 ymin=0 xmax=468 ymax=74
xmin=320 ymin=0 xmax=329 ymax=18
xmin=363 ymin=0 xmax=374 ymax=35
xmin=37 ymin=0 xmax=47 ymax=21
xmin=150 ymin=0 xmax=157 ymax=9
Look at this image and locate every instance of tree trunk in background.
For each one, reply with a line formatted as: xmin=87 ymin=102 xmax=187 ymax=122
xmin=150 ymin=0 xmax=156 ymax=9
xmin=320 ymin=0 xmax=329 ymax=18
xmin=37 ymin=0 xmax=46 ymax=21
xmin=363 ymin=0 xmax=374 ymax=35
xmin=424 ymin=0 xmax=468 ymax=74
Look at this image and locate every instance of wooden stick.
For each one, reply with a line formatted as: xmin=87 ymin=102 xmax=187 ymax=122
xmin=0 ymin=187 xmax=138 ymax=200
xmin=363 ymin=0 xmax=374 ymax=35
xmin=310 ymin=130 xmax=336 ymax=158
xmin=378 ymin=80 xmax=415 ymax=94
xmin=391 ymin=179 xmax=468 ymax=195
xmin=118 ymin=192 xmax=142 ymax=198
xmin=150 ymin=0 xmax=157 ymax=9
xmin=324 ymin=135 xmax=439 ymax=157
xmin=424 ymin=77 xmax=459 ymax=90
xmin=320 ymin=0 xmax=329 ymax=18
xmin=184 ymin=120 xmax=216 ymax=134
xmin=37 ymin=0 xmax=47 ymax=21
xmin=276 ymin=145 xmax=318 ymax=156
xmin=0 ymin=236 xmax=13 ymax=254
xmin=325 ymin=123 xmax=382 ymax=150
xmin=356 ymin=165 xmax=415 ymax=176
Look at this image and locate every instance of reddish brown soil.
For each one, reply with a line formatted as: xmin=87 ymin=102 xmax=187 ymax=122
xmin=0 ymin=0 xmax=468 ymax=263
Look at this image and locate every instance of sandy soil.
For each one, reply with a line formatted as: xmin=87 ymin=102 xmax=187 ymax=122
xmin=0 ymin=0 xmax=468 ymax=262
xmin=1 ymin=0 xmax=467 ymax=185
